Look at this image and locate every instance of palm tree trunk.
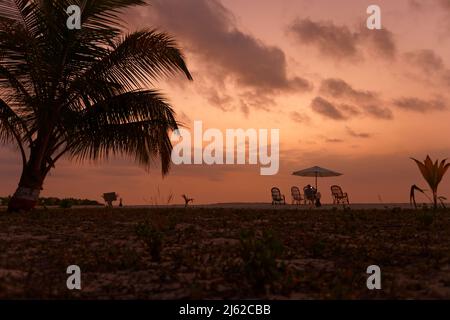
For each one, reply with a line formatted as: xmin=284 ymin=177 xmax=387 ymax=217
xmin=8 ymin=160 xmax=46 ymax=212
xmin=7 ymin=124 xmax=55 ymax=212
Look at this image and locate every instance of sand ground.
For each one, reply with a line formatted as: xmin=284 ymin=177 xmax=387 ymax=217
xmin=1 ymin=206 xmax=450 ymax=299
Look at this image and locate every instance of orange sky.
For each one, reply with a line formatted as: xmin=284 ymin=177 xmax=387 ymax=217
xmin=1 ymin=0 xmax=450 ymax=205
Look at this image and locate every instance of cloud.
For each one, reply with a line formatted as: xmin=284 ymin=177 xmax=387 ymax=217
xmin=290 ymin=111 xmax=311 ymax=124
xmin=409 ymin=0 xmax=422 ymax=9
xmin=346 ymin=127 xmax=372 ymax=139
xmin=147 ymin=0 xmax=312 ymax=104
xmin=240 ymin=102 xmax=250 ymax=118
xmin=177 ymin=111 xmax=192 ymax=126
xmin=408 ymin=1 xmax=450 ymax=37
xmin=318 ymin=78 xmax=393 ymax=120
xmin=358 ymin=28 xmax=396 ymax=60
xmin=362 ymin=104 xmax=393 ymax=120
xmin=444 ymin=70 xmax=450 ymax=86
xmin=238 ymin=91 xmax=275 ymax=112
xmin=319 ymin=78 xmax=377 ymax=102
xmin=340 ymin=104 xmax=362 ymax=116
xmin=405 ymin=50 xmax=444 ymax=73
xmin=310 ymin=97 xmax=346 ymax=120
xmin=440 ymin=0 xmax=450 ymax=10
xmin=325 ymin=138 xmax=344 ymax=143
xmin=411 ymin=0 xmax=450 ymax=10
xmin=288 ymin=18 xmax=358 ymax=59
xmin=393 ymin=97 xmax=448 ymax=113
xmin=404 ymin=49 xmax=450 ymax=86
xmin=202 ymin=87 xmax=234 ymax=112
xmin=288 ymin=18 xmax=396 ymax=61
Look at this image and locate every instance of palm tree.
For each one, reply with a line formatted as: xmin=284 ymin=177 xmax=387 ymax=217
xmin=0 ymin=0 xmax=192 ymax=212
xmin=411 ymin=156 xmax=450 ymax=210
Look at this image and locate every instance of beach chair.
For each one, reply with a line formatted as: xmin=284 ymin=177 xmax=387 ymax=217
xmin=331 ymin=185 xmax=349 ymax=205
xmin=291 ymin=186 xmax=304 ymax=205
xmin=103 ymin=192 xmax=118 ymax=208
xmin=271 ymin=187 xmax=286 ymax=205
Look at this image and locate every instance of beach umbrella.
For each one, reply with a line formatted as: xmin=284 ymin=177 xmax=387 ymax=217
xmin=292 ymin=166 xmax=342 ymax=189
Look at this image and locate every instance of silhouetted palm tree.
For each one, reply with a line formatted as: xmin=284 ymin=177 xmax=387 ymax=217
xmin=0 ymin=0 xmax=192 ymax=212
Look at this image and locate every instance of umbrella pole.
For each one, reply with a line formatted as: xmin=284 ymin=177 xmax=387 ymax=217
xmin=315 ymin=173 xmax=318 ymax=190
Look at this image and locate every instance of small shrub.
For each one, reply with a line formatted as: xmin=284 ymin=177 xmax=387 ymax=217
xmin=416 ymin=211 xmax=435 ymax=229
xmin=392 ymin=207 xmax=402 ymax=213
xmin=135 ymin=221 xmax=164 ymax=262
xmin=310 ymin=238 xmax=327 ymax=258
xmin=0 ymin=196 xmax=11 ymax=206
xmin=167 ymin=213 xmax=179 ymax=231
xmin=239 ymin=229 xmax=284 ymax=294
xmin=59 ymin=199 xmax=73 ymax=209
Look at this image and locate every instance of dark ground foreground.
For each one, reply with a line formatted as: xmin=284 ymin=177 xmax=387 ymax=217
xmin=1 ymin=207 xmax=450 ymax=299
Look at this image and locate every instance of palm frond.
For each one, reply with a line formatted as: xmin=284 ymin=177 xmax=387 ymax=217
xmin=61 ymin=90 xmax=178 ymax=174
xmin=0 ymin=97 xmax=29 ymax=165
xmin=67 ymin=120 xmax=175 ymax=174
xmin=69 ymin=30 xmax=192 ymax=96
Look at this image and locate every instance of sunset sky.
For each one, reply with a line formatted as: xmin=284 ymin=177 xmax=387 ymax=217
xmin=1 ymin=0 xmax=450 ymax=205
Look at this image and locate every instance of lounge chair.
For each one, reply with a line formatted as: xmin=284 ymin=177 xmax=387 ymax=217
xmin=271 ymin=187 xmax=286 ymax=205
xmin=291 ymin=186 xmax=304 ymax=205
xmin=331 ymin=185 xmax=349 ymax=205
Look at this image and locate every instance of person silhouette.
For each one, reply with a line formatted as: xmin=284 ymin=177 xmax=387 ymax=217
xmin=305 ymin=184 xmax=321 ymax=207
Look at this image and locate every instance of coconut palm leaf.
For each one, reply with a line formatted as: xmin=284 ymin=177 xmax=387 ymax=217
xmin=59 ymin=90 xmax=178 ymax=173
